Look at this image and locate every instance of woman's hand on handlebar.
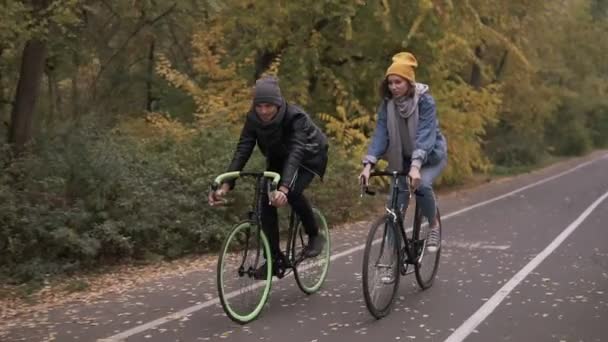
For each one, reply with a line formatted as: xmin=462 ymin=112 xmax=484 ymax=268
xmin=408 ymin=165 xmax=421 ymax=190
xmin=359 ymin=163 xmax=372 ymax=186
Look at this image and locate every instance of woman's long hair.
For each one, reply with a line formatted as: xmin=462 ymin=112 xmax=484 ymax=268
xmin=378 ymin=76 xmax=415 ymax=100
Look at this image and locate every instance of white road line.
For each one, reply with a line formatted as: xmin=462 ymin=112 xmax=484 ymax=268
xmin=444 ymin=189 xmax=608 ymax=342
xmin=443 ymin=241 xmax=511 ymax=251
xmin=99 ymin=244 xmax=367 ymax=342
xmin=100 ymin=153 xmax=607 ymax=341
xmin=441 ymin=155 xmax=605 ymax=221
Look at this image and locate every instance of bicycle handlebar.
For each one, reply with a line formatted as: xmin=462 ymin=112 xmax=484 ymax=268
xmin=211 ymin=171 xmax=282 ymax=191
xmin=360 ymin=170 xmax=423 ymax=197
xmin=369 ymin=170 xmax=410 ymax=177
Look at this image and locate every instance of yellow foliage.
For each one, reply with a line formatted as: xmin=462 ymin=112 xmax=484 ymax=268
xmin=155 ymin=54 xmax=205 ymax=110
xmin=318 ymin=75 xmax=374 ymax=160
xmin=155 ymin=22 xmax=252 ymax=128
xmin=434 ymin=83 xmax=501 ymax=184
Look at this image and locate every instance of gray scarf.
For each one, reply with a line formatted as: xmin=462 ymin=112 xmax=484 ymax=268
xmin=385 ymin=83 xmax=429 ymax=171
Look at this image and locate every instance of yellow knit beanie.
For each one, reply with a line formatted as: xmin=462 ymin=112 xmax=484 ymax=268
xmin=385 ymin=52 xmax=418 ymax=83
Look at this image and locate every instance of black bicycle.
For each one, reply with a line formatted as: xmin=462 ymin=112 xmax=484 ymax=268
xmin=211 ymin=171 xmax=330 ymax=324
xmin=360 ymin=170 xmax=442 ymax=319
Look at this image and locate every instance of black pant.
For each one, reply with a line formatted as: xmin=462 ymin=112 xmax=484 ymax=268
xmin=260 ymin=168 xmax=318 ymax=257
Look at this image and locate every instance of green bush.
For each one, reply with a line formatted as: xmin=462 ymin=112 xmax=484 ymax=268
xmin=0 ymin=118 xmax=369 ymax=284
xmin=308 ymin=143 xmax=370 ymax=224
xmin=0 ymin=122 xmax=231 ymax=282
xmin=546 ymin=106 xmax=593 ymax=156
xmin=588 ymin=104 xmax=608 ymax=148
xmin=485 ymin=123 xmax=546 ymax=167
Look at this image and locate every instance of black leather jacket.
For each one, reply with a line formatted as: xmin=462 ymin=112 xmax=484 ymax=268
xmin=227 ymin=101 xmax=329 ymax=190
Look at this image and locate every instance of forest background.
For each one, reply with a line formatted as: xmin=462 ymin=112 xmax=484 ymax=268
xmin=1 ymin=0 xmax=607 ymax=288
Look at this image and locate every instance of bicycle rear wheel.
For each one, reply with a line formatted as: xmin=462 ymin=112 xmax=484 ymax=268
xmin=414 ymin=205 xmax=441 ymax=289
xmin=217 ymin=221 xmax=272 ymax=324
xmin=362 ymin=216 xmax=401 ymax=319
xmin=294 ymin=208 xmax=331 ymax=294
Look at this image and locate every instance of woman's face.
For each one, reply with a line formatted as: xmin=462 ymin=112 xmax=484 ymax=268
xmin=387 ymin=75 xmax=410 ymax=98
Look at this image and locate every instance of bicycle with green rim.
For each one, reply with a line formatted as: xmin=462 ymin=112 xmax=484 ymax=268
xmin=212 ymin=171 xmax=331 ymax=324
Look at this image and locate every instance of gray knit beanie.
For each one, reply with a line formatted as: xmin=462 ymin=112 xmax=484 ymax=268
xmin=253 ymin=76 xmax=283 ymax=106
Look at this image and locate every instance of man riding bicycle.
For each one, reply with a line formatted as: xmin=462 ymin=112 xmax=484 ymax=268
xmin=208 ymin=76 xmax=329 ymax=278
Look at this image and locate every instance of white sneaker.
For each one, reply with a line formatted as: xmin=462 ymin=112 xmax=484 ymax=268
xmin=381 ymin=272 xmax=396 ymax=284
xmin=426 ymin=227 xmax=440 ymax=253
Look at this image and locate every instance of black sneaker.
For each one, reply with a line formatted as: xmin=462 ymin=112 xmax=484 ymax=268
xmin=253 ymin=261 xmax=270 ymax=280
xmin=304 ymin=234 xmax=326 ymax=258
xmin=426 ymin=227 xmax=440 ymax=253
xmin=253 ymin=253 xmax=286 ymax=280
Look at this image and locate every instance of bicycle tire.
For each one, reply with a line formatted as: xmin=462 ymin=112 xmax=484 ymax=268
xmin=414 ymin=206 xmax=441 ymax=289
xmin=217 ymin=221 xmax=273 ymax=324
xmin=293 ymin=208 xmax=331 ymax=294
xmin=362 ymin=216 xmax=401 ymax=319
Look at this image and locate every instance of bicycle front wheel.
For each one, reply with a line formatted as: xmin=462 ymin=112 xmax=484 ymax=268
xmin=362 ymin=216 xmax=401 ymax=319
xmin=294 ymin=208 xmax=331 ymax=294
xmin=414 ymin=206 xmax=441 ymax=289
xmin=217 ymin=221 xmax=272 ymax=324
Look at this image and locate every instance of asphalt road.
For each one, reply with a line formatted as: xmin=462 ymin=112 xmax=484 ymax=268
xmin=3 ymin=151 xmax=608 ymax=342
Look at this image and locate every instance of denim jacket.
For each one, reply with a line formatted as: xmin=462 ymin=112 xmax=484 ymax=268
xmin=363 ymin=92 xmax=447 ymax=168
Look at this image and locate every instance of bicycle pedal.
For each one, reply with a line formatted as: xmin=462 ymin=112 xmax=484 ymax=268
xmin=401 ymin=263 xmax=415 ymax=276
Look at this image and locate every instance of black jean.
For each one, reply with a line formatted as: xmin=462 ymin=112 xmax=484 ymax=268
xmin=260 ymin=168 xmax=318 ymax=257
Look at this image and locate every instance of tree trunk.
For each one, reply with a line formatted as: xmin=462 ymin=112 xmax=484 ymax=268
xmin=0 ymin=47 xmax=8 ymax=129
xmin=45 ymin=59 xmax=56 ymax=124
xmin=146 ymin=38 xmax=155 ymax=111
xmin=254 ymin=51 xmax=278 ymax=80
xmin=167 ymin=20 xmax=194 ymax=76
xmin=470 ymin=45 xmax=483 ymax=89
xmin=8 ymin=0 xmax=51 ymax=150
xmin=494 ymin=50 xmax=509 ymax=83
xmin=8 ymin=38 xmax=48 ymax=149
xmin=71 ymin=52 xmax=80 ymax=119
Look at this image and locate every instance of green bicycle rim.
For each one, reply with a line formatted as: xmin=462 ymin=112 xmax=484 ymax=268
xmin=295 ymin=208 xmax=331 ymax=294
xmin=217 ymin=222 xmax=273 ymax=324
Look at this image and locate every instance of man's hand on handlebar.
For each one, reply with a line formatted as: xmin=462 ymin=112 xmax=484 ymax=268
xmin=208 ymin=183 xmax=231 ymax=206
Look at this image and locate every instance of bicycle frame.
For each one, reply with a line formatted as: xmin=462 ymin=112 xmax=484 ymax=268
xmin=364 ymin=171 xmax=424 ymax=267
xmin=212 ymin=171 xmax=280 ymax=278
xmin=212 ymin=171 xmax=307 ymax=279
xmin=238 ymin=175 xmax=266 ymax=277
xmin=287 ymin=210 xmax=310 ymax=267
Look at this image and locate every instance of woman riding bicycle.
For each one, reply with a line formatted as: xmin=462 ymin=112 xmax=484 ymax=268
xmin=208 ymin=76 xmax=329 ymax=278
xmin=359 ymin=52 xmax=448 ymax=252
